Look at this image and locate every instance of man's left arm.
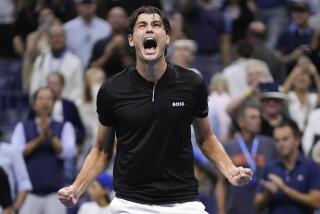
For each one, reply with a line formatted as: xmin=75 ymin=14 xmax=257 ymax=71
xmin=269 ymin=174 xmax=320 ymax=209
xmin=192 ymin=117 xmax=252 ymax=186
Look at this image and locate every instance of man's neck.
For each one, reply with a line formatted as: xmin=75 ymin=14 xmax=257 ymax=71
xmin=240 ymin=130 xmax=255 ymax=144
xmin=136 ymin=57 xmax=167 ymax=83
xmin=81 ymin=15 xmax=93 ymax=25
xmin=283 ymin=150 xmax=298 ymax=170
xmin=51 ymin=48 xmax=65 ymax=58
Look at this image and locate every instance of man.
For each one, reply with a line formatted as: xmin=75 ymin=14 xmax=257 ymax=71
xmin=64 ymin=0 xmax=112 ymax=67
xmin=259 ymin=82 xmax=288 ymax=137
xmin=58 ymin=7 xmax=252 ymax=213
xmin=30 ymin=72 xmax=85 ymax=145
xmin=255 ymin=120 xmax=320 ymax=214
xmin=216 ymin=103 xmax=278 ymax=214
xmin=11 ymin=87 xmax=76 ymax=214
xmin=90 ymin=5 xmax=132 ymax=78
xmin=30 ymin=24 xmax=84 ymax=102
xmin=0 ymin=138 xmax=32 ymax=213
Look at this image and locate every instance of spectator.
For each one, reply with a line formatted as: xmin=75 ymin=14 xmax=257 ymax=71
xmin=22 ymin=7 xmax=61 ymax=91
xmin=208 ymin=73 xmax=232 ymax=142
xmin=216 ymin=103 xmax=278 ymax=214
xmin=30 ymin=24 xmax=84 ymax=103
xmin=0 ymin=167 xmax=14 ymax=214
xmin=11 ymin=87 xmax=76 ymax=214
xmin=276 ymin=1 xmax=314 ymax=72
xmin=0 ymin=140 xmax=32 ymax=213
xmin=89 ymin=5 xmax=132 ymax=77
xmin=247 ymin=21 xmax=286 ymax=83
xmin=77 ymin=172 xmax=113 ymax=214
xmin=29 ymin=72 xmax=85 ymax=145
xmin=64 ymin=0 xmax=112 ymax=67
xmin=282 ymin=57 xmax=320 ymax=132
xmin=223 ymin=0 xmax=256 ymax=44
xmin=226 ymin=60 xmax=273 ymax=117
xmin=181 ymin=0 xmax=231 ymax=84
xmin=255 ymin=0 xmax=289 ymax=49
xmin=170 ymin=39 xmax=199 ymax=73
xmin=12 ymin=0 xmax=47 ymax=56
xmin=76 ymin=67 xmax=106 ymax=169
xmin=255 ymin=120 xmax=320 ymax=214
xmin=302 ymin=108 xmax=320 ymax=164
xmin=223 ymin=39 xmax=272 ymax=97
xmin=0 ymin=0 xmax=18 ymax=58
xmin=259 ymin=82 xmax=289 ymax=137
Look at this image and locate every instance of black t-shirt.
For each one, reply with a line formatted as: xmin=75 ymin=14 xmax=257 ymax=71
xmin=97 ymin=63 xmax=208 ymax=204
xmin=0 ymin=167 xmax=12 ymax=208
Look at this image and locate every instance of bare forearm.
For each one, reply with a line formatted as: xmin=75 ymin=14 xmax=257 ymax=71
xmin=255 ymin=192 xmax=271 ymax=210
xmin=24 ymin=136 xmax=43 ymax=156
xmin=50 ymin=136 xmax=63 ymax=154
xmin=72 ymin=146 xmax=108 ymax=197
xmin=282 ymin=186 xmax=320 ymax=209
xmin=14 ymin=191 xmax=28 ymax=210
xmin=200 ymin=135 xmax=236 ymax=178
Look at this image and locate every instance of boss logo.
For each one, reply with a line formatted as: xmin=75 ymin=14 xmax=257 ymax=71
xmin=172 ymin=102 xmax=185 ymax=107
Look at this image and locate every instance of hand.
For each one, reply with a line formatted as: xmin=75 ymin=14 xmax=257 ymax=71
xmin=268 ymin=174 xmax=286 ymax=190
xmin=227 ymin=166 xmax=253 ymax=186
xmin=58 ymin=185 xmax=79 ymax=207
xmin=260 ymin=179 xmax=278 ymax=194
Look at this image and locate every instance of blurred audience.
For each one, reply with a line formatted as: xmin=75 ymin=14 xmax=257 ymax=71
xmin=22 ymin=7 xmax=60 ymax=91
xmin=0 ymin=139 xmax=32 ymax=213
xmin=216 ymin=103 xmax=277 ymax=214
xmin=282 ymin=57 xmax=320 ymax=132
xmin=181 ymin=0 xmax=231 ymax=84
xmin=30 ymin=24 xmax=84 ymax=102
xmin=11 ymin=87 xmax=76 ymax=214
xmin=223 ymin=39 xmax=272 ymax=97
xmin=259 ymin=82 xmax=289 ymax=137
xmin=255 ymin=120 xmax=320 ymax=214
xmin=64 ymin=0 xmax=112 ymax=67
xmin=248 ymin=21 xmax=286 ymax=83
xmin=276 ymin=1 xmax=314 ymax=73
xmin=77 ymin=172 xmax=113 ymax=214
xmin=208 ymin=73 xmax=232 ymax=142
xmin=89 ymin=5 xmax=132 ymax=78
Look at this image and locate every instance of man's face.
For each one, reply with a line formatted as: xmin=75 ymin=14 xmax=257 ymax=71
xmin=238 ymin=107 xmax=261 ymax=134
xmin=49 ymin=25 xmax=65 ymax=51
xmin=47 ymin=74 xmax=64 ymax=98
xmin=261 ymin=98 xmax=283 ymax=116
xmin=128 ymin=13 xmax=170 ymax=62
xmin=77 ymin=1 xmax=97 ymax=19
xmin=292 ymin=10 xmax=309 ymax=27
xmin=33 ymin=88 xmax=55 ymax=117
xmin=273 ymin=126 xmax=299 ymax=158
xmin=107 ymin=7 xmax=128 ymax=32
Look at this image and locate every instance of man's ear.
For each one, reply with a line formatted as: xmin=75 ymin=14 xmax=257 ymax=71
xmin=166 ymin=34 xmax=170 ymax=45
xmin=128 ymin=34 xmax=134 ymax=47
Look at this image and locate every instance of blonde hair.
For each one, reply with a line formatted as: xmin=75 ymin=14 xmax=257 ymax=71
xmin=209 ymin=73 xmax=229 ymax=93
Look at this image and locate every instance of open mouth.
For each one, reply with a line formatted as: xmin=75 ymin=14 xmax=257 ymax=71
xmin=143 ymin=37 xmax=157 ymax=50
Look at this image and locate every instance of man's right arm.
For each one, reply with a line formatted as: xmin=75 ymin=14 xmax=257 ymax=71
xmin=58 ymin=123 xmax=115 ymax=207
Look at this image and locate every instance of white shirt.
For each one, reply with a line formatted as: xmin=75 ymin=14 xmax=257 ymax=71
xmin=77 ymin=202 xmax=112 ymax=214
xmin=64 ymin=16 xmax=112 ymax=67
xmin=223 ymin=58 xmax=272 ymax=97
xmin=302 ymin=109 xmax=320 ymax=157
xmin=11 ymin=121 xmax=76 ymax=160
xmin=0 ymin=142 xmax=32 ymax=199
xmin=30 ymin=50 xmax=84 ymax=102
xmin=288 ymin=91 xmax=318 ymax=131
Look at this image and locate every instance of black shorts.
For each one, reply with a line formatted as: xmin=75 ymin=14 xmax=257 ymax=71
xmin=0 ymin=167 xmax=12 ymax=208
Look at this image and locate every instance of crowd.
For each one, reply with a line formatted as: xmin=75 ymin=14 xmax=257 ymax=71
xmin=1 ymin=0 xmax=320 ymax=214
